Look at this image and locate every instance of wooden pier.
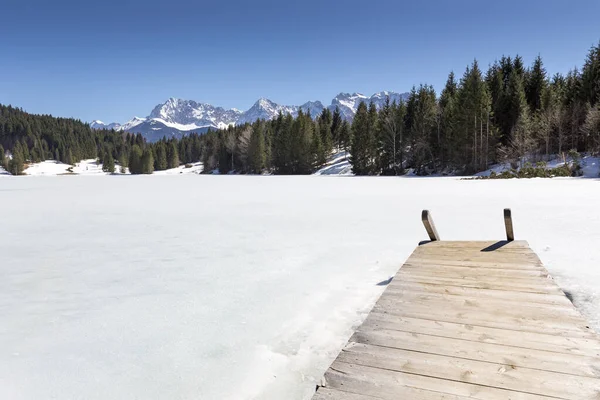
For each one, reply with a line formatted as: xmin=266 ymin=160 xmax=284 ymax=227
xmin=313 ymin=210 xmax=600 ymax=399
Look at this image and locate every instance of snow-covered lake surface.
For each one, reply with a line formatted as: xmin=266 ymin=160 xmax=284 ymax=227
xmin=1 ymin=175 xmax=599 ymax=399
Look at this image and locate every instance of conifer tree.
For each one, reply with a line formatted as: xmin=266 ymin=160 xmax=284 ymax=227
xmin=119 ymin=153 xmax=127 ymax=173
xmin=331 ymin=106 xmax=342 ymax=149
xmin=167 ymin=141 xmax=179 ymax=169
xmin=8 ymin=145 xmax=24 ymax=175
xmin=318 ymin=108 xmax=333 ymax=156
xmin=0 ymin=144 xmax=5 ymax=169
xmin=102 ymin=149 xmax=115 ymax=173
xmin=247 ymin=126 xmax=266 ymax=173
xmin=66 ymin=149 xmax=74 ymax=165
xmin=439 ymin=72 xmax=458 ymax=167
xmin=141 ymin=148 xmax=154 ymax=174
xmin=129 ymin=145 xmax=143 ymax=174
xmin=339 ymin=120 xmax=351 ymax=155
xmin=525 ymin=55 xmax=547 ymax=113
xmin=311 ymin=122 xmax=325 ymax=167
xmin=581 ymin=42 xmax=600 ymax=106
xmin=155 ymin=142 xmax=168 ymax=170
xmin=350 ymin=101 xmax=372 ymax=175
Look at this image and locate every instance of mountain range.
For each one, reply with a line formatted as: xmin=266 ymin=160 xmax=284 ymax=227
xmin=91 ymin=91 xmax=409 ymax=142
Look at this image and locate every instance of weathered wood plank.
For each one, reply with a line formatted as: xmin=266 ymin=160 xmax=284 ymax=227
xmin=362 ymin=312 xmax=600 ymax=355
xmin=391 ymin=273 xmax=563 ymax=294
xmin=379 ymin=290 xmax=580 ymax=316
xmin=325 ymin=361 xmax=556 ymax=400
xmin=386 ymin=281 xmax=572 ymax=306
xmin=351 ymin=328 xmax=600 ymax=378
xmin=372 ymin=301 xmax=594 ymax=336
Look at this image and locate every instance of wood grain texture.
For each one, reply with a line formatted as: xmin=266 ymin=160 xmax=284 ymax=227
xmin=312 ymin=240 xmax=600 ymax=399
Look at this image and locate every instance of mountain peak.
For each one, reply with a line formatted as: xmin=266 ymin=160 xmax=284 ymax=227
xmin=92 ymin=90 xmax=410 ymax=142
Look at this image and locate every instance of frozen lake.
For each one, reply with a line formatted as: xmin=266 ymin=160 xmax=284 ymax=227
xmin=1 ymin=175 xmax=599 ymax=399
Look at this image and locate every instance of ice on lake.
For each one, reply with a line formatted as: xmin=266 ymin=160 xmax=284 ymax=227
xmin=1 ymin=175 xmax=599 ymax=399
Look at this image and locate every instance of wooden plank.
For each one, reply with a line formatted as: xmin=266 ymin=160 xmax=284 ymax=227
xmin=395 ymin=270 xmax=556 ymax=287
xmin=338 ymin=344 xmax=600 ymax=399
xmin=402 ymin=262 xmax=548 ymax=279
xmin=402 ymin=258 xmax=544 ymax=270
xmin=374 ymin=297 xmax=585 ymax=329
xmin=386 ymin=281 xmax=572 ymax=306
xmin=379 ymin=289 xmax=579 ymax=314
xmin=325 ymin=361 xmax=555 ymax=400
xmin=392 ymin=274 xmax=563 ymax=295
xmin=418 ymin=240 xmax=530 ymax=249
xmin=372 ymin=302 xmax=594 ymax=336
xmin=351 ymin=328 xmax=600 ymax=378
xmin=399 ymin=264 xmax=549 ymax=279
xmin=362 ymin=312 xmax=600 ymax=355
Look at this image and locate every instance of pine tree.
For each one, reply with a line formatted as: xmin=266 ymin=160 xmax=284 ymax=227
xmin=247 ymin=126 xmax=266 ymax=173
xmin=0 ymin=144 xmax=5 ymax=169
xmin=129 ymin=145 xmax=143 ymax=174
xmin=507 ymin=71 xmax=533 ymax=164
xmin=102 ymin=149 xmax=115 ymax=173
xmin=141 ymin=148 xmax=154 ymax=174
xmin=339 ymin=120 xmax=351 ymax=155
xmin=167 ymin=141 xmax=179 ymax=169
xmin=66 ymin=149 xmax=74 ymax=165
xmin=581 ymin=41 xmax=600 ymax=106
xmin=155 ymin=142 xmax=168 ymax=170
xmin=318 ymin=108 xmax=333 ymax=156
xmin=455 ymin=61 xmax=492 ymax=171
xmin=8 ymin=145 xmax=24 ymax=175
xmin=525 ymin=55 xmax=547 ymax=113
xmin=350 ymin=101 xmax=372 ymax=175
xmin=119 ymin=153 xmax=127 ymax=174
xmin=331 ymin=106 xmax=343 ymax=149
xmin=311 ymin=122 xmax=325 ymax=167
xmin=439 ymin=72 xmax=458 ymax=167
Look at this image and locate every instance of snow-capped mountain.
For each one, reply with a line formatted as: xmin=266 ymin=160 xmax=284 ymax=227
xmin=149 ymin=98 xmax=242 ymax=130
xmin=92 ymin=91 xmax=408 ymax=142
xmin=236 ymin=98 xmax=326 ymax=125
xmin=90 ymin=120 xmax=122 ymax=130
xmin=329 ymin=93 xmax=369 ymax=120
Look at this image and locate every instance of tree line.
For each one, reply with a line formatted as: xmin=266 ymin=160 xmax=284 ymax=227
xmin=1 ymin=41 xmax=599 ymax=175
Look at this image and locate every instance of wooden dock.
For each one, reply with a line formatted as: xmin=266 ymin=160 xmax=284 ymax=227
xmin=313 ymin=210 xmax=600 ymax=399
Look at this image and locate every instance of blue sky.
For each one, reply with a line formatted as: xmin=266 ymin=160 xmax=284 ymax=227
xmin=1 ymin=0 xmax=599 ymax=123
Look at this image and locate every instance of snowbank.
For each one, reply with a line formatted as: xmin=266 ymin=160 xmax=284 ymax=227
xmin=16 ymin=159 xmax=202 ymax=176
xmin=476 ymin=155 xmax=600 ymax=178
xmin=313 ymin=151 xmax=352 ymax=175
xmin=1 ymin=176 xmax=599 ymax=399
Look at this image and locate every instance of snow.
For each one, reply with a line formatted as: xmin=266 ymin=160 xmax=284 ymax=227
xmin=1 ymin=176 xmax=600 ymax=399
xmin=23 ymin=160 xmax=74 ymax=175
xmin=476 ymin=155 xmax=600 ymax=178
xmin=153 ymin=161 xmax=203 ymax=175
xmin=21 ymin=159 xmax=128 ymax=176
xmin=313 ymin=151 xmax=353 ymax=175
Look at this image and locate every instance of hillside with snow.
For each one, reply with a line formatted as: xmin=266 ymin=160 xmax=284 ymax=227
xmin=92 ymin=91 xmax=409 ymax=142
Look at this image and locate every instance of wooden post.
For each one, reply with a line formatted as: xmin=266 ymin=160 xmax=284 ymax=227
xmin=504 ymin=208 xmax=514 ymax=242
xmin=421 ymin=210 xmax=440 ymax=241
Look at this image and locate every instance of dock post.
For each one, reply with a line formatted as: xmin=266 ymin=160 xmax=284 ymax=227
xmin=504 ymin=208 xmax=514 ymax=241
xmin=421 ymin=210 xmax=440 ymax=241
